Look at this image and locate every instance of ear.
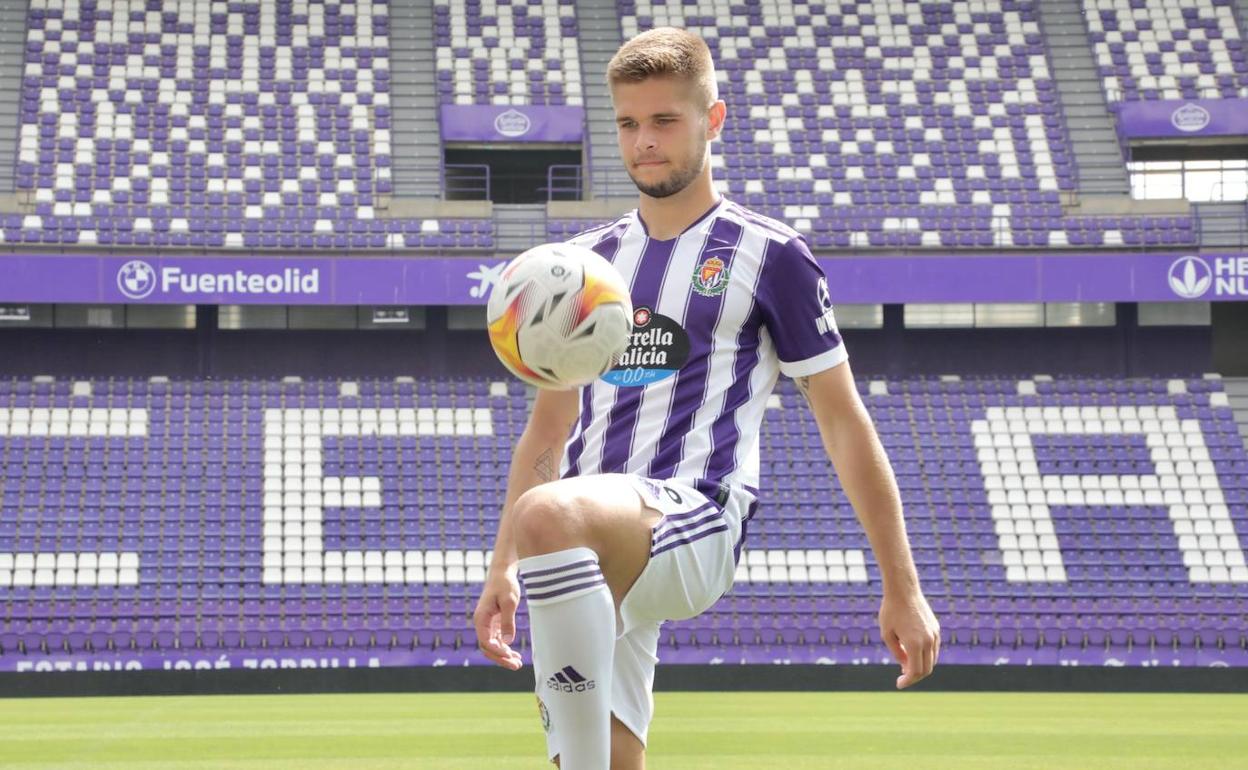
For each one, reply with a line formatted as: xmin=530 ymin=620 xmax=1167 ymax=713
xmin=707 ymin=100 xmax=726 ymax=141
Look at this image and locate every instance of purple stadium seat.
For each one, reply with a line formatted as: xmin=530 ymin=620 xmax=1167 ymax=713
xmin=0 ymin=374 xmax=1244 ymax=669
xmin=13 ymin=0 xmax=494 ymax=251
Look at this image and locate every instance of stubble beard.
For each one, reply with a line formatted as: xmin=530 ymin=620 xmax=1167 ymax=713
xmin=628 ymin=141 xmax=708 ymax=199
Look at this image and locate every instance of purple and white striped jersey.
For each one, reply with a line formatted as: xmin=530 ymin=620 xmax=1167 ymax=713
xmin=559 ymin=197 xmax=849 ymax=512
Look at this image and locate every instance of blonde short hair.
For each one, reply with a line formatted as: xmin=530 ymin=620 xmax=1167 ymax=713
xmin=607 ymin=27 xmax=718 ymax=108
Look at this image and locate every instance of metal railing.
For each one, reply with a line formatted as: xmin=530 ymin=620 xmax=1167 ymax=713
xmin=1226 ymin=198 xmax=1248 ymax=248
xmin=578 ymin=170 xmax=608 ymax=202
xmin=1105 ymin=85 xmax=1248 ymax=102
xmin=494 ymin=217 xmax=552 ymax=253
xmin=543 ymin=164 xmax=583 ymax=202
xmin=442 ymin=164 xmax=491 ymax=200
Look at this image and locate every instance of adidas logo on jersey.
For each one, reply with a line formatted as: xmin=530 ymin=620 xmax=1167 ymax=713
xmin=545 ymin=665 xmax=596 ymax=693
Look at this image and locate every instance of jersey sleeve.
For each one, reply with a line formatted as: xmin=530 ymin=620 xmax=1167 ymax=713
xmin=755 ymin=235 xmax=849 ymax=378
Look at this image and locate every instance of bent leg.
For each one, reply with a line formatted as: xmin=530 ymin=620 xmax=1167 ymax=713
xmin=516 ymin=474 xmax=659 ymax=770
xmin=537 ymin=475 xmax=738 ymax=770
xmin=511 ymin=474 xmax=661 ymax=607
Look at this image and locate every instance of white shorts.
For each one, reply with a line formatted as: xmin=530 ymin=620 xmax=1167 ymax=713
xmin=542 ymin=473 xmax=745 ymax=761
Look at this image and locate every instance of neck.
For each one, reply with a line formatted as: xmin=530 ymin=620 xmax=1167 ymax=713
xmin=637 ymin=171 xmax=720 ymax=241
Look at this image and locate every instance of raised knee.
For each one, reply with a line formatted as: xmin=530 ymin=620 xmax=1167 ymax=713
xmin=512 ymin=486 xmax=588 ymax=556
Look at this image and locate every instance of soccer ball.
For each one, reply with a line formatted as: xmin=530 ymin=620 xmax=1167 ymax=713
xmin=486 ymin=242 xmax=634 ymax=390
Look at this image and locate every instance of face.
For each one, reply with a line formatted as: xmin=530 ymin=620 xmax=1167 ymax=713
xmin=611 ymin=76 xmax=724 ymax=199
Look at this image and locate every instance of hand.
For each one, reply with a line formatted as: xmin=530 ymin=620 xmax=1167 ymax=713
xmin=879 ymin=588 xmax=940 ymax=689
xmin=473 ymin=566 xmax=524 ymax=670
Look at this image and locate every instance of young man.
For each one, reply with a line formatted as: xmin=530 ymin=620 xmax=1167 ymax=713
xmin=473 ymin=27 xmax=940 ymax=769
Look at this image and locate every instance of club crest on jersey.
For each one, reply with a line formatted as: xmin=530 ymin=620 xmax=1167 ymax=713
xmin=691 ymin=256 xmax=730 ymax=297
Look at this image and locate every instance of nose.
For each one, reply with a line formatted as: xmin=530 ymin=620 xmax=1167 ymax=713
xmin=634 ymin=126 xmax=658 ymax=154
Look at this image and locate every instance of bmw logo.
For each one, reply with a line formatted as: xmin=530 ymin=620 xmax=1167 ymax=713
xmin=116 ymin=260 xmax=157 ymax=300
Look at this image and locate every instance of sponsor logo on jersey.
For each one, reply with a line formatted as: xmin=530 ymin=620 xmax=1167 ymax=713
xmin=691 ymin=256 xmax=730 ymax=297
xmin=601 ymin=306 xmax=690 ymax=387
xmin=814 ymin=277 xmax=840 ymax=335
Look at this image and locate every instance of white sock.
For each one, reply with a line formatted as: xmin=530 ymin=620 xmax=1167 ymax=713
xmin=519 ymin=546 xmax=615 ymax=770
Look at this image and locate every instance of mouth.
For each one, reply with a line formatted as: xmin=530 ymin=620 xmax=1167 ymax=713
xmin=635 ymin=160 xmax=667 ymax=168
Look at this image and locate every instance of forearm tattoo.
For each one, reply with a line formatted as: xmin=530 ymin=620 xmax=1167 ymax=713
xmin=534 ymin=448 xmax=555 ymax=482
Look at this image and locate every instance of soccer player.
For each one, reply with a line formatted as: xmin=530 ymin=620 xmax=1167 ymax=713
xmin=473 ymin=27 xmax=940 ymax=769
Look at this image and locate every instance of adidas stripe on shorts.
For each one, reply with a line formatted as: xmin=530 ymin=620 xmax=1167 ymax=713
xmin=540 ymin=473 xmax=747 ymax=761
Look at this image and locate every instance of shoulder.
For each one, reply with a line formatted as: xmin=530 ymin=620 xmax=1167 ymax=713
xmin=717 ymin=201 xmax=804 ymax=247
xmin=715 ymin=205 xmax=816 ymax=278
xmin=565 ymin=213 xmax=634 ymax=249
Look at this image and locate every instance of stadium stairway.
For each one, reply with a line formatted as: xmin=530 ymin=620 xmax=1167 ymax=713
xmin=1237 ymin=0 xmax=1248 ymax=38
xmin=389 ymin=0 xmax=446 ymax=198
xmin=576 ymin=0 xmax=635 ymax=199
xmin=1226 ymin=379 xmax=1248 ymax=448
xmin=1196 ymin=202 xmax=1248 ymax=248
xmin=1036 ymin=0 xmax=1132 ymax=197
xmin=0 ymin=0 xmax=26 ymax=194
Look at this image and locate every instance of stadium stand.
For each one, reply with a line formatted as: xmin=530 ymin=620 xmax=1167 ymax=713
xmin=1082 ymin=0 xmax=1248 ymax=102
xmin=0 ymin=0 xmax=1244 ymax=679
xmin=0 ymin=375 xmax=1244 ymax=669
xmin=547 ymin=0 xmax=1197 ymax=248
xmin=10 ymin=0 xmax=1218 ymax=248
xmin=434 ymin=0 xmax=584 ymax=105
xmin=14 ymin=0 xmax=492 ymax=249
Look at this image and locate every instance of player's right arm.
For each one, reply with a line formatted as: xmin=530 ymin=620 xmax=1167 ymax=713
xmin=473 ymin=386 xmax=581 ymax=669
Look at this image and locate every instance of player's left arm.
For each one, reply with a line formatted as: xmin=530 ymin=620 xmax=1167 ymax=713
xmin=795 ymin=360 xmax=941 ymax=689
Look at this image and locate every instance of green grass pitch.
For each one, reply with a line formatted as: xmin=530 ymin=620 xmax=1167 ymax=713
xmin=1 ymin=691 xmax=1245 ymax=769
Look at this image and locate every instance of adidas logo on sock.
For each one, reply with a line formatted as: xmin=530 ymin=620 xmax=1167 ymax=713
xmin=545 ymin=665 xmax=596 ymax=693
